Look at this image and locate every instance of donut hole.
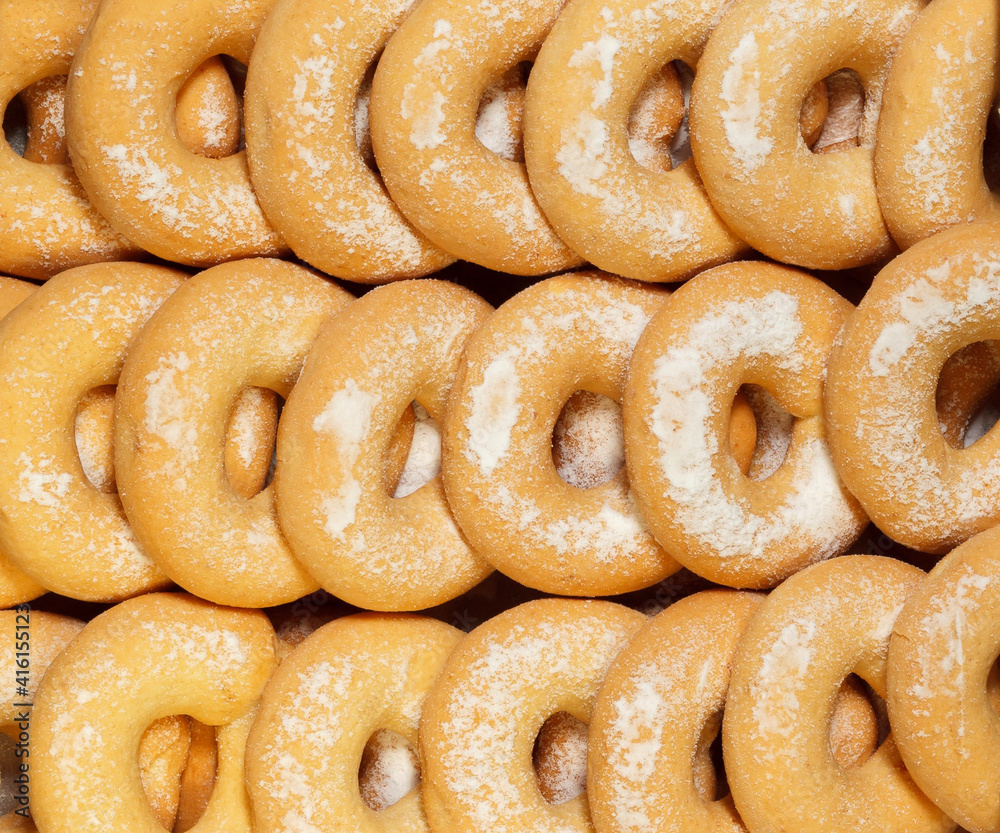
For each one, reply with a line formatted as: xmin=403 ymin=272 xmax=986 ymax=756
xmin=75 ymin=385 xmax=119 ymax=494
xmin=392 ymin=402 xmax=442 ymax=499
xmin=475 ymin=62 xmax=531 ymax=163
xmin=935 ymin=341 xmax=1000 ymax=450
xmin=552 ymin=390 xmax=625 ymax=489
xmin=0 ymin=730 xmax=20 ymax=816
xmin=174 ymin=55 xmax=247 ymax=159
xmin=358 ymin=729 xmax=420 ymax=812
xmin=982 ymin=100 xmax=1000 ymax=192
xmin=628 ymin=60 xmax=692 ymax=173
xmin=532 ymin=711 xmax=589 ymax=805
xmin=2 ymin=93 xmax=28 ymax=158
xmin=829 ymin=674 xmax=883 ymax=770
xmin=693 ymin=711 xmax=730 ymax=801
xmin=810 ymin=69 xmax=865 ymax=154
xmin=739 ymin=385 xmax=793 ymax=481
xmin=987 ymin=658 xmax=1000 ymax=717
xmin=356 ymin=61 xmax=378 ymax=172
xmin=224 ymin=388 xmax=282 ymax=499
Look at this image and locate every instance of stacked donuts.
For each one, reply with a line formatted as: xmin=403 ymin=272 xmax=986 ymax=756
xmin=3 ymin=0 xmax=1000 ymax=830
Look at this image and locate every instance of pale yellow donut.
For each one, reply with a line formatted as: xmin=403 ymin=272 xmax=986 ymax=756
xmin=369 ymin=0 xmax=583 ymax=274
xmin=825 ymin=223 xmax=1000 ymax=553
xmin=65 ymin=0 xmax=286 ymax=265
xmin=246 ymin=614 xmax=462 ymax=833
xmin=245 ymin=0 xmax=455 ymax=282
xmin=31 ymin=594 xmax=277 ymax=833
xmin=0 ymin=263 xmax=189 ymax=602
xmin=114 ymin=258 xmax=353 ymax=607
xmin=0 ymin=0 xmax=137 ymax=279
xmin=275 ymin=280 xmax=494 ymax=611
xmin=689 ymin=0 xmax=924 ymax=270
xmin=442 ymin=272 xmax=678 ymax=596
xmin=624 ymin=261 xmax=867 ymax=589
xmin=876 ymin=0 xmax=1000 ymax=250
xmin=887 ymin=524 xmax=1000 ymax=832
xmin=523 ymin=0 xmax=749 ymax=282
xmin=723 ymin=555 xmax=953 ymax=833
xmin=420 ymin=599 xmax=647 ymax=833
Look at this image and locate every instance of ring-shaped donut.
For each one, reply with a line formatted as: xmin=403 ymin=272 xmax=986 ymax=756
xmin=0 ymin=263 xmax=190 ymax=601
xmin=825 ymin=222 xmax=1000 ymax=553
xmin=689 ymin=0 xmax=923 ymax=270
xmin=523 ymin=0 xmax=749 ymax=282
xmin=624 ymin=261 xmax=867 ymax=589
xmin=245 ymin=0 xmax=455 ymax=282
xmin=442 ymin=272 xmax=677 ymax=596
xmin=723 ymin=555 xmax=953 ymax=833
xmin=31 ymin=593 xmax=276 ymax=833
xmin=876 ymin=0 xmax=1000 ymax=250
xmin=420 ymin=598 xmax=647 ymax=833
xmin=114 ymin=258 xmax=354 ymax=607
xmin=246 ymin=613 xmax=462 ymax=833
xmin=276 ymin=280 xmax=494 ymax=611
xmin=65 ymin=0 xmax=286 ymax=265
xmin=369 ymin=0 xmax=583 ymax=275
xmin=887 ymin=524 xmax=1000 ymax=832
xmin=0 ymin=0 xmax=137 ymax=279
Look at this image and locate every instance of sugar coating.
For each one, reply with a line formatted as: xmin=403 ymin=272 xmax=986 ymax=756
xmin=394 ymin=402 xmax=442 ymax=498
xmin=752 ymin=618 xmax=817 ymax=743
xmin=719 ymin=33 xmax=772 ymax=175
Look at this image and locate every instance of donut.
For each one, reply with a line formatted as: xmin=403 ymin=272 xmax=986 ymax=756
xmin=244 ymin=0 xmax=455 ymax=282
xmin=825 ymin=223 xmax=1000 ymax=553
xmin=624 ymin=261 xmax=868 ymax=589
xmin=876 ymin=0 xmax=1000 ymax=250
xmin=689 ymin=0 xmax=923 ymax=270
xmin=588 ymin=589 xmax=883 ymax=833
xmin=276 ymin=279 xmax=494 ymax=611
xmin=114 ymin=258 xmax=354 ymax=607
xmin=65 ymin=0 xmax=286 ymax=265
xmin=522 ymin=0 xmax=750 ymax=283
xmin=368 ymin=0 xmax=583 ymax=274
xmin=246 ymin=613 xmax=462 ymax=833
xmin=723 ymin=555 xmax=953 ymax=833
xmin=0 ymin=0 xmax=137 ymax=279
xmin=420 ymin=598 xmax=646 ymax=833
xmin=442 ymin=272 xmax=677 ymax=596
xmin=0 ymin=262 xmax=189 ymax=601
xmin=30 ymin=593 xmax=276 ymax=833
xmin=887 ymin=524 xmax=1000 ymax=832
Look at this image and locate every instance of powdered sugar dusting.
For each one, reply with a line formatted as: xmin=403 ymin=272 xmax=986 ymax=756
xmin=752 ymin=619 xmax=817 ymax=741
xmin=465 ymin=356 xmax=522 ymax=476
xmin=719 ymin=33 xmax=772 ymax=175
xmin=394 ymin=402 xmax=442 ymax=498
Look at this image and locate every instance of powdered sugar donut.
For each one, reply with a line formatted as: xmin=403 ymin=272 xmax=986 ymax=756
xmin=624 ymin=261 xmax=867 ymax=589
xmin=523 ymin=0 xmax=749 ymax=283
xmin=0 ymin=0 xmax=137 ymax=279
xmin=442 ymin=272 xmax=677 ymax=596
xmin=245 ymin=0 xmax=455 ymax=282
xmin=246 ymin=614 xmax=462 ymax=833
xmin=31 ymin=593 xmax=277 ymax=833
xmin=369 ymin=0 xmax=583 ymax=274
xmin=114 ymin=259 xmax=353 ymax=607
xmin=887 ymin=525 xmax=1000 ymax=832
xmin=65 ymin=0 xmax=285 ymax=265
xmin=689 ymin=0 xmax=923 ymax=270
xmin=826 ymin=223 xmax=1000 ymax=553
xmin=276 ymin=280 xmax=493 ymax=611
xmin=421 ymin=599 xmax=646 ymax=833
xmin=876 ymin=0 xmax=1000 ymax=250
xmin=724 ymin=555 xmax=953 ymax=833
xmin=0 ymin=263 xmax=188 ymax=601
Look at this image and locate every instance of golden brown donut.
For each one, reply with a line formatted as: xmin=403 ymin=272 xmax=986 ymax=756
xmin=876 ymin=0 xmax=1000 ymax=250
xmin=624 ymin=261 xmax=867 ymax=588
xmin=0 ymin=0 xmax=137 ymax=279
xmin=825 ymin=222 xmax=1000 ymax=553
xmin=114 ymin=259 xmax=353 ymax=607
xmin=65 ymin=0 xmax=286 ymax=265
xmin=689 ymin=0 xmax=923 ymax=269
xmin=420 ymin=599 xmax=647 ymax=833
xmin=442 ymin=272 xmax=678 ymax=596
xmin=369 ymin=0 xmax=583 ymax=274
xmin=245 ymin=0 xmax=455 ymax=282
xmin=723 ymin=555 xmax=953 ymax=833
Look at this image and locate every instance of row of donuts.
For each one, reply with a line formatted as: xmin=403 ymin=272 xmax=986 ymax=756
xmin=5 ymin=0 xmax=996 ymax=284
xmin=11 ymin=535 xmax=1000 ymax=833
xmin=1 ymin=220 xmax=1000 ymax=609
